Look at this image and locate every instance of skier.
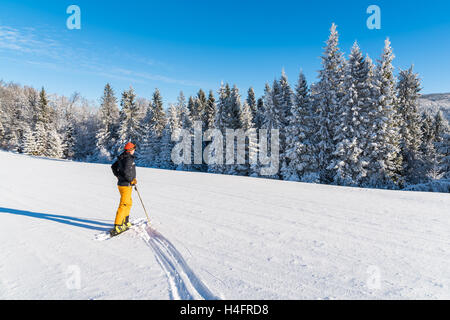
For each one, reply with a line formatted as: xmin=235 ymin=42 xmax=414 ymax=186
xmin=110 ymin=142 xmax=137 ymax=236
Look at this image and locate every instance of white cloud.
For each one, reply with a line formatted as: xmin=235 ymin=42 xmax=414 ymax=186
xmin=0 ymin=25 xmax=205 ymax=88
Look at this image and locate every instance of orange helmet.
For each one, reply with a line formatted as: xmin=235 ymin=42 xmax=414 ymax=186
xmin=124 ymin=142 xmax=136 ymax=151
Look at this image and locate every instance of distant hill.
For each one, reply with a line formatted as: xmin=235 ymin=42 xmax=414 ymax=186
xmin=419 ymin=93 xmax=450 ymax=122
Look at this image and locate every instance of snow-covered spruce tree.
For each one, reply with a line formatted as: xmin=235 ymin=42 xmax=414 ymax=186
xmin=434 ymin=111 xmax=450 ymax=179
xmin=397 ymin=66 xmax=424 ymax=184
xmin=150 ymin=89 xmax=167 ymax=168
xmin=180 ymin=96 xmax=198 ymax=171
xmin=21 ymin=125 xmax=37 ymax=156
xmin=174 ymin=91 xmax=193 ymax=171
xmin=141 ymin=88 xmax=166 ymax=168
xmin=329 ymin=43 xmax=376 ymax=186
xmin=247 ymin=90 xmax=265 ymax=177
xmin=169 ymin=101 xmax=182 ymax=140
xmin=210 ymin=82 xmax=231 ymax=174
xmin=268 ymin=79 xmax=282 ymax=129
xmin=150 ymin=89 xmax=167 ymax=167
xmin=21 ymin=86 xmax=40 ymax=152
xmin=254 ymin=97 xmax=265 ymax=129
xmin=281 ymin=73 xmax=304 ymax=182
xmin=236 ymin=100 xmax=257 ymax=176
xmin=13 ymin=88 xmax=31 ymax=153
xmin=281 ymin=70 xmax=318 ymax=182
xmin=24 ymin=86 xmax=39 ymax=126
xmin=190 ymin=89 xmax=208 ymax=172
xmin=277 ymin=70 xmax=294 ymax=121
xmin=437 ymin=131 xmax=450 ymax=179
xmin=249 ymin=95 xmax=265 ymax=177
xmin=312 ymin=23 xmax=347 ymax=183
xmin=433 ymin=111 xmax=446 ymax=145
xmin=225 ymin=85 xmax=243 ymax=131
xmin=62 ymin=117 xmax=76 ymax=160
xmin=258 ymin=82 xmax=275 ymax=179
xmin=275 ymin=70 xmax=294 ymax=177
xmin=159 ymin=122 xmax=173 ymax=170
xmin=257 ymin=82 xmax=281 ymax=179
xmin=34 ymin=88 xmax=54 ymax=157
xmin=116 ymin=87 xmax=144 ymax=156
xmin=204 ymin=90 xmax=217 ymax=131
xmin=43 ymin=91 xmax=64 ymax=159
xmin=187 ymin=96 xmax=196 ymax=120
xmin=95 ymin=83 xmax=120 ymax=163
xmin=136 ymin=100 xmax=152 ymax=166
xmin=202 ymin=90 xmax=218 ymax=172
xmin=59 ymin=95 xmax=80 ymax=161
xmin=46 ymin=128 xmax=64 ymax=159
xmin=175 ymin=91 xmax=192 ymax=131
xmin=159 ymin=104 xmax=180 ymax=170
xmin=246 ymin=87 xmax=258 ymax=123
xmin=223 ymin=85 xmax=244 ymax=175
xmin=214 ymin=82 xmax=231 ymax=131
xmin=240 ymin=100 xmax=255 ymax=130
xmin=420 ymin=112 xmax=440 ymax=180
xmin=364 ymin=38 xmax=403 ymax=188
xmin=193 ymin=89 xmax=207 ymax=123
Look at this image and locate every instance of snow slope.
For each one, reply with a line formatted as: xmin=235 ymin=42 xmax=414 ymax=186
xmin=419 ymin=93 xmax=450 ymax=121
xmin=0 ymin=151 xmax=449 ymax=300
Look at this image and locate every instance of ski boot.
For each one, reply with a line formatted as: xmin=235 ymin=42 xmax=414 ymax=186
xmin=110 ymin=223 xmax=130 ymax=237
xmin=124 ymin=216 xmax=132 ymax=228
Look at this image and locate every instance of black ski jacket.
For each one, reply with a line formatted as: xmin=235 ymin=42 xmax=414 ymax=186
xmin=115 ymin=152 xmax=136 ymax=186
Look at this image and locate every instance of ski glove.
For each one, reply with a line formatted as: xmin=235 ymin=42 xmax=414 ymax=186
xmin=131 ymin=178 xmax=137 ymax=186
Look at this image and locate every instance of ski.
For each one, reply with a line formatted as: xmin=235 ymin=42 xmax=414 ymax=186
xmin=94 ymin=218 xmax=148 ymax=241
xmin=109 ymin=226 xmax=131 ymax=238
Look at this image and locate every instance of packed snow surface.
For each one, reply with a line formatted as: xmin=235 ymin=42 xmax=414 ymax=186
xmin=0 ymin=151 xmax=449 ymax=299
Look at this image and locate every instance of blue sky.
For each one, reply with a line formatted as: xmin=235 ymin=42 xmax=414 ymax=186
xmin=0 ymin=0 xmax=449 ymax=107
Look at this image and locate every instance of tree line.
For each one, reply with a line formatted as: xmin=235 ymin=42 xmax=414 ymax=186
xmin=0 ymin=24 xmax=449 ymax=191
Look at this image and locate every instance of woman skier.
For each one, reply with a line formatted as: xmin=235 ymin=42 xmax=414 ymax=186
xmin=110 ymin=142 xmax=137 ymax=236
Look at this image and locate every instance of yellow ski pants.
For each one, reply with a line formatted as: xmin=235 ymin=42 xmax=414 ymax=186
xmin=114 ymin=186 xmax=132 ymax=225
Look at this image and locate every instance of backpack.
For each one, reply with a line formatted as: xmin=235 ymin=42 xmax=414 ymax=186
xmin=111 ymin=157 xmax=122 ymax=177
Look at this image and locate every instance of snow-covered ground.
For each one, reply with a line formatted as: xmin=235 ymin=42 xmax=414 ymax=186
xmin=0 ymin=151 xmax=449 ymax=300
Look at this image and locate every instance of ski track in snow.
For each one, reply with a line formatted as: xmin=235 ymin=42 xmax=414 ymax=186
xmin=95 ymin=219 xmax=219 ymax=300
xmin=133 ymin=223 xmax=220 ymax=300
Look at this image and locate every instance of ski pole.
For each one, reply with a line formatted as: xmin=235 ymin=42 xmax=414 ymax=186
xmin=134 ymin=185 xmax=151 ymax=226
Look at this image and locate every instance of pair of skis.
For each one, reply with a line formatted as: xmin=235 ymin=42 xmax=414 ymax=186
xmin=95 ymin=218 xmax=148 ymax=241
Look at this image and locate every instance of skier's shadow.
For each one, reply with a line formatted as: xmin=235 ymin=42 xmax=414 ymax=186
xmin=0 ymin=207 xmax=113 ymax=231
